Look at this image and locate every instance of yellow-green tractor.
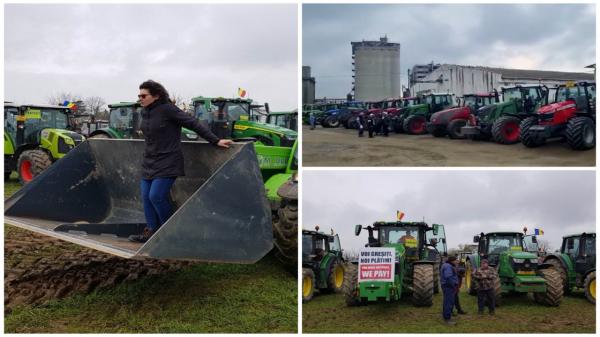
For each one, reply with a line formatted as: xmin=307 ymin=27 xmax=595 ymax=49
xmin=4 ymin=103 xmax=84 ymax=184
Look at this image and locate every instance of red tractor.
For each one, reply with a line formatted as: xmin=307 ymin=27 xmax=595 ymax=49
xmin=345 ymin=100 xmax=384 ymax=129
xmin=520 ymin=81 xmax=595 ymax=150
xmin=427 ymin=91 xmax=499 ymax=139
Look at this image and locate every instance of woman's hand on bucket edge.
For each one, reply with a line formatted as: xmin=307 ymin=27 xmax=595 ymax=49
xmin=216 ymin=139 xmax=234 ymax=148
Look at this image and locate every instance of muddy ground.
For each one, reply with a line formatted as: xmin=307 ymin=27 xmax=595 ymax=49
xmin=302 ymin=125 xmax=595 ymax=167
xmin=4 ymin=226 xmax=193 ymax=313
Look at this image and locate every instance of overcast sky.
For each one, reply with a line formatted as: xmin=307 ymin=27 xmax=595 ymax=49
xmin=302 ymin=170 xmax=595 ymax=253
xmin=5 ymin=4 xmax=297 ymax=110
xmin=303 ymin=3 xmax=596 ymax=98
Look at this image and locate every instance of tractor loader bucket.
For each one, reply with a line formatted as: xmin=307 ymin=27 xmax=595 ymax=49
xmin=4 ymin=139 xmax=273 ymax=264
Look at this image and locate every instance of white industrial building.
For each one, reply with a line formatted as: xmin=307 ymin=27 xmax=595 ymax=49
xmin=351 ymin=37 xmax=400 ymax=101
xmin=410 ymin=64 xmax=595 ymax=97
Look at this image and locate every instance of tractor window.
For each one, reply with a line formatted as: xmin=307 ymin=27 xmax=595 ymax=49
xmin=502 ymin=88 xmax=522 ymax=101
xmin=194 ymin=101 xmax=219 ymax=121
xmin=486 ymin=235 xmax=523 ymax=255
xmin=426 ymin=225 xmax=447 ymax=254
xmin=424 ymin=95 xmax=434 ymax=105
xmin=302 ymin=234 xmax=313 ymax=257
xmin=463 ymin=96 xmax=477 ymax=108
xmin=223 ymin=102 xmax=250 ymax=121
xmin=565 ymin=237 xmax=581 ymax=257
xmin=584 ymin=238 xmax=595 ymax=256
xmin=4 ymin=107 xmax=18 ymax=134
xmin=382 ymin=227 xmax=419 ymax=248
xmin=110 ymin=107 xmax=134 ymax=129
xmin=556 ymin=86 xmax=581 ymax=102
xmin=330 ymin=235 xmax=342 ymax=252
xmin=524 ymin=235 xmax=539 ymax=253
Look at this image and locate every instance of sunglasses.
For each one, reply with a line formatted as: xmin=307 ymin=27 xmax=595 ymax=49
xmin=138 ymin=94 xmax=150 ymax=99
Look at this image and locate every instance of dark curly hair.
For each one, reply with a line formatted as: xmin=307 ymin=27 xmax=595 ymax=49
xmin=139 ymin=80 xmax=170 ymax=104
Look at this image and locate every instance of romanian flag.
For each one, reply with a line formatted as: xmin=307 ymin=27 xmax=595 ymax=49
xmin=238 ymin=87 xmax=247 ymax=98
xmin=534 ymin=228 xmax=544 ymax=235
xmin=397 ymin=211 xmax=405 ymax=221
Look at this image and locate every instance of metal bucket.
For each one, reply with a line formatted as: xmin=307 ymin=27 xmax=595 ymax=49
xmin=4 ymin=139 xmax=273 ymax=263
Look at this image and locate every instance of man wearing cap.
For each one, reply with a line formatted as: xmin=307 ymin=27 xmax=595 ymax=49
xmin=473 ymin=258 xmax=498 ymax=315
xmin=441 ymin=255 xmax=459 ymax=325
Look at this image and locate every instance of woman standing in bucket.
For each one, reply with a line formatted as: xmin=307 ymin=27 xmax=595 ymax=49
xmin=129 ymin=80 xmax=233 ymax=243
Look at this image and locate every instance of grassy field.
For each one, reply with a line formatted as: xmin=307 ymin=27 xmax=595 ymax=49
xmin=302 ymin=289 xmax=595 ymax=333
xmin=4 ymin=176 xmax=298 ymax=333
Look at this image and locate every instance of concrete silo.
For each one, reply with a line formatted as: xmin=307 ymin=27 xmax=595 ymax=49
xmin=351 ymin=36 xmax=400 ymax=101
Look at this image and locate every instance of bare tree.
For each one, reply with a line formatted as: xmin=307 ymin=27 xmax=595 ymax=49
xmin=85 ymin=96 xmax=107 ymax=116
xmin=47 ymin=92 xmax=82 ymax=106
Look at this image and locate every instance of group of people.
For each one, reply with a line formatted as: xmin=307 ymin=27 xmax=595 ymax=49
xmin=441 ymin=256 xmax=498 ymax=325
xmin=355 ymin=112 xmax=390 ymax=138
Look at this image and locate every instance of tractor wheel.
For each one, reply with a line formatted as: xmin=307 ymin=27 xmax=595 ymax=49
xmin=343 ymin=263 xmax=362 ymax=306
xmin=433 ymin=263 xmax=440 ymax=294
xmin=17 ymin=149 xmax=52 ymax=185
xmin=324 ymin=116 xmax=340 ymax=128
xmin=584 ymin=271 xmax=595 ymax=304
xmin=403 ymin=115 xmax=427 ymax=135
xmin=302 ymin=268 xmax=316 ymax=303
xmin=327 ymin=260 xmax=345 ymax=293
xmin=533 ymin=268 xmax=563 ymax=306
xmin=431 ymin=128 xmax=446 ymax=138
xmin=491 ymin=116 xmax=521 ymax=144
xmin=273 ymin=195 xmax=298 ymax=273
xmin=347 ymin=119 xmax=358 ymax=129
xmin=412 ymin=264 xmax=434 ymax=307
xmin=90 ymin=133 xmax=110 ymax=139
xmin=447 ymin=119 xmax=467 ymax=139
xmin=465 ymin=262 xmax=477 ymax=295
xmin=566 ymin=116 xmax=595 ymax=150
xmin=545 ymin=258 xmax=569 ymax=294
xmin=520 ymin=117 xmax=545 ymax=148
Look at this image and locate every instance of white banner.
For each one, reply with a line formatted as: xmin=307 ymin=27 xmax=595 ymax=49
xmin=358 ymin=247 xmax=396 ymax=282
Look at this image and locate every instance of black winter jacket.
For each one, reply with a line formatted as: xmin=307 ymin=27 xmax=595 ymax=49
xmin=141 ymin=100 xmax=220 ymax=179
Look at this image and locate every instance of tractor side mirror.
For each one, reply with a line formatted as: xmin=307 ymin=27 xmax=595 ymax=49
xmin=473 ymin=235 xmax=480 ymax=243
xmin=531 ymin=236 xmax=537 ymax=243
xmin=442 ymin=238 xmax=446 ymax=244
xmin=355 ymin=224 xmax=362 ymax=236
xmin=567 ymin=239 xmax=574 ymax=250
xmin=432 ymin=224 xmax=439 ymax=235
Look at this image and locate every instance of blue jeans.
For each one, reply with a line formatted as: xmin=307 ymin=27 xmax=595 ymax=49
xmin=141 ymin=177 xmax=176 ymax=231
xmin=442 ymin=285 xmax=456 ymax=320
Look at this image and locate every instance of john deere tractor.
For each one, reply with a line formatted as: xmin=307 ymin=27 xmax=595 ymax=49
xmin=462 ymin=85 xmax=548 ymax=144
xmin=542 ymin=233 xmax=595 ymax=304
xmin=89 ymin=102 xmax=198 ymax=141
xmin=302 ymin=226 xmax=345 ymax=302
xmin=343 ymin=220 xmax=447 ymax=307
xmin=192 ymin=96 xmax=297 ymax=147
xmin=520 ymin=81 xmax=595 ymax=150
xmin=465 ymin=231 xmax=563 ymax=306
xmin=4 ymin=103 xmax=85 ymax=184
xmin=398 ymin=93 xmax=456 ymax=134
xmin=267 ymin=110 xmax=298 ymax=131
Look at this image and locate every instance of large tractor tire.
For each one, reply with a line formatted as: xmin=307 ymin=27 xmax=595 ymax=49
xmin=491 ymin=116 xmax=521 ymax=144
xmin=566 ymin=116 xmax=595 ymax=150
xmin=412 ymin=264 xmax=434 ymax=307
xmin=343 ymin=263 xmax=362 ymax=306
xmin=447 ymin=119 xmax=467 ymax=139
xmin=17 ymin=149 xmax=52 ymax=185
xmin=520 ymin=117 xmax=545 ymax=148
xmin=403 ymin=115 xmax=428 ymax=135
xmin=347 ymin=119 xmax=358 ymax=129
xmin=302 ymin=268 xmax=316 ymax=303
xmin=327 ymin=260 xmax=345 ymax=293
xmin=533 ymin=268 xmax=563 ymax=306
xmin=273 ymin=181 xmax=298 ymax=273
xmin=545 ymin=258 xmax=569 ymax=293
xmin=433 ymin=263 xmax=440 ymax=294
xmin=323 ymin=116 xmax=340 ymax=128
xmin=584 ymin=271 xmax=595 ymax=304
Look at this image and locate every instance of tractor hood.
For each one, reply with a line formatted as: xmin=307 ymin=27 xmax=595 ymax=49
xmin=53 ymin=129 xmax=85 ymax=141
xmin=537 ymin=101 xmax=575 ymax=115
xmin=248 ymin=121 xmax=297 ymax=138
xmin=505 ymin=250 xmax=537 ymax=259
xmin=430 ymin=106 xmax=470 ymax=123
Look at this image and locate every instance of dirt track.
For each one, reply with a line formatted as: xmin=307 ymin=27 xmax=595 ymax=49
xmin=302 ymin=125 xmax=595 ymax=166
xmin=4 ymin=227 xmax=193 ymax=313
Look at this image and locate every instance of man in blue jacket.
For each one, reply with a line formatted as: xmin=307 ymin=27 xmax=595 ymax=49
xmin=441 ymin=255 xmax=459 ymax=325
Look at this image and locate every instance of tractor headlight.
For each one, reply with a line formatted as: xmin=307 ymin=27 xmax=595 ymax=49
xmin=512 ymin=258 xmax=525 ymax=263
xmin=185 ymin=133 xmax=199 ymax=140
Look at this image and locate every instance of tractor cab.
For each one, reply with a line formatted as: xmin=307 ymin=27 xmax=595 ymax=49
xmin=267 ymin=110 xmax=298 ymax=131
xmin=561 ymin=233 xmax=596 ymax=278
xmin=302 ymin=229 xmax=342 ymax=264
xmin=501 ymin=85 xmax=548 ymax=114
xmin=554 ymin=82 xmax=596 ymax=116
xmin=108 ymin=102 xmax=143 ymax=138
xmin=192 ymin=96 xmax=297 ymax=147
xmin=462 ymin=91 xmax=500 ymax=112
xmin=301 ymin=227 xmax=345 ymax=302
xmin=474 ymin=232 xmax=534 ymax=267
xmin=422 ymin=93 xmax=456 ymax=112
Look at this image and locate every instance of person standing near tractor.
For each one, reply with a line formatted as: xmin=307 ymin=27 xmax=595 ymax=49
xmin=367 ymin=113 xmax=375 ymax=138
xmin=381 ymin=112 xmax=390 ymax=137
xmin=453 ymin=265 xmax=467 ymax=316
xmin=473 ymin=258 xmax=498 ymax=315
xmin=441 ymin=255 xmax=459 ymax=325
xmin=129 ymin=80 xmax=233 ymax=243
xmin=357 ymin=113 xmax=365 ymax=137
xmin=309 ymin=112 xmax=316 ymax=130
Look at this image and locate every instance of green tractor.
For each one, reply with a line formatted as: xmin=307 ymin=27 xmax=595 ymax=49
xmin=4 ymin=103 xmax=85 ymax=184
xmin=89 ymin=102 xmax=199 ymax=141
xmin=267 ymin=110 xmax=298 ymax=131
xmin=192 ymin=96 xmax=297 ymax=147
xmin=465 ymin=231 xmax=563 ymax=306
xmin=542 ymin=233 xmax=595 ymax=304
xmin=398 ymin=93 xmax=456 ymax=134
xmin=343 ymin=220 xmax=447 ymax=307
xmin=461 ymin=85 xmax=549 ymax=144
xmin=302 ymin=226 xmax=345 ymax=302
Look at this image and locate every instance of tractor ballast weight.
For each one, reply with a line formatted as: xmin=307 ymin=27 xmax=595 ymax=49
xmin=4 ymin=139 xmax=272 ymax=263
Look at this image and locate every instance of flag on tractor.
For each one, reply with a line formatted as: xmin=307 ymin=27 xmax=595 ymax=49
xmin=396 ymin=211 xmax=405 ymax=221
xmin=534 ymin=228 xmax=544 ymax=235
xmin=238 ymin=87 xmax=247 ymax=98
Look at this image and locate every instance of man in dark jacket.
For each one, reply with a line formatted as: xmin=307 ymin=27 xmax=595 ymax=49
xmin=454 ymin=265 xmax=467 ymax=315
xmin=367 ymin=113 xmax=375 ymax=138
xmin=381 ymin=112 xmax=390 ymax=137
xmin=129 ymin=80 xmax=233 ymax=243
xmin=473 ymin=258 xmax=498 ymax=315
xmin=441 ymin=255 xmax=459 ymax=325
xmin=357 ymin=113 xmax=365 ymax=137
